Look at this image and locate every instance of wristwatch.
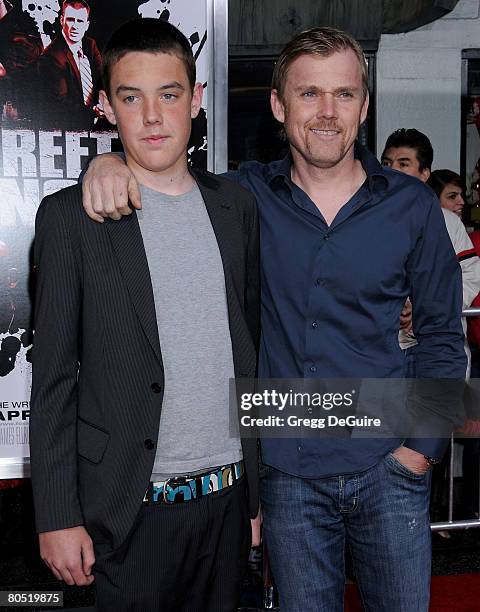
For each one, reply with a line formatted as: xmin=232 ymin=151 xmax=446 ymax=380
xmin=424 ymin=455 xmax=440 ymax=467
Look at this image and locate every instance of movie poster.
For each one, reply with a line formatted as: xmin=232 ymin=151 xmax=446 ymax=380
xmin=0 ymin=0 xmax=209 ymax=466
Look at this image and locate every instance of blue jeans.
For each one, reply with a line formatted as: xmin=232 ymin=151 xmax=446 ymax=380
xmin=260 ymin=453 xmax=431 ymax=612
xmin=404 ymin=345 xmax=417 ymax=378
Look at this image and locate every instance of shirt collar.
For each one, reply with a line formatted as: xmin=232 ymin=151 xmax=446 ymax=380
xmin=63 ymin=32 xmax=82 ymax=56
xmin=268 ymin=142 xmax=390 ymax=193
xmin=355 ymin=143 xmax=389 ymax=192
xmin=269 ymin=153 xmax=293 ymax=184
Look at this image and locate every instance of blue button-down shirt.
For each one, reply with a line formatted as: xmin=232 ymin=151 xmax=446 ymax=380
xmin=228 ymin=145 xmax=466 ymax=478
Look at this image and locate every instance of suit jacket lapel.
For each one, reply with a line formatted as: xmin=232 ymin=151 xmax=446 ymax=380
xmin=62 ymin=38 xmax=81 ymax=84
xmin=104 ymin=170 xmax=232 ymax=368
xmin=104 ymin=212 xmax=162 ymax=365
xmin=192 ymin=169 xmax=235 ymax=290
xmin=193 ymin=169 xmax=254 ymax=379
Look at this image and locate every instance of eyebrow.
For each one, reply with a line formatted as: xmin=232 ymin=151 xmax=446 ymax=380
xmin=383 ymin=156 xmax=412 ymax=163
xmin=293 ymin=85 xmax=359 ymax=94
xmin=115 ymin=82 xmax=185 ymax=95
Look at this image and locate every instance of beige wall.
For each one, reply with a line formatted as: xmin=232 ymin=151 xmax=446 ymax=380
xmin=376 ymin=0 xmax=480 ymax=171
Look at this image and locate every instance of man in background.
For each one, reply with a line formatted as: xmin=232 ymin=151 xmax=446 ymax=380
xmin=37 ymin=0 xmax=102 ymax=127
xmin=0 ymin=0 xmax=49 ymax=119
xmin=381 ymin=128 xmax=480 ymax=377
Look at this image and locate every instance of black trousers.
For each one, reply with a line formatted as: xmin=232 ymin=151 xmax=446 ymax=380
xmin=93 ymin=479 xmax=251 ymax=612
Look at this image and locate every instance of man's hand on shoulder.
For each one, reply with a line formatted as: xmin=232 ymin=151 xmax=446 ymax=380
xmin=392 ymin=446 xmax=429 ymax=475
xmin=82 ymin=153 xmax=141 ymax=223
xmin=39 ymin=526 xmax=95 ymax=586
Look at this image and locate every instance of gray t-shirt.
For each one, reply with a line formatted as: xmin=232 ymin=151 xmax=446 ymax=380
xmin=137 ymin=183 xmax=242 ymax=480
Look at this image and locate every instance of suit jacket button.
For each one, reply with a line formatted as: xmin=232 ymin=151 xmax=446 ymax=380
xmin=151 ymin=382 xmax=162 ymax=394
xmin=144 ymin=439 xmax=155 ymax=450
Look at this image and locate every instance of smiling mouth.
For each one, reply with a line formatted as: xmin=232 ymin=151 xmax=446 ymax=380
xmin=310 ymin=129 xmax=340 ymax=136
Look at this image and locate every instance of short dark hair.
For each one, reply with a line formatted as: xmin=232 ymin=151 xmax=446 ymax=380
xmin=272 ymin=27 xmax=368 ymax=101
xmin=62 ymin=0 xmax=90 ymax=17
xmin=102 ymin=18 xmax=196 ymax=97
xmin=382 ymin=128 xmax=433 ymax=172
xmin=427 ymin=169 xmax=463 ymax=199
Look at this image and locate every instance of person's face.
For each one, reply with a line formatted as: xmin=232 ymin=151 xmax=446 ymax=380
xmin=439 ymin=183 xmax=464 ymax=217
xmin=101 ymin=52 xmax=202 ymax=180
xmin=381 ymin=146 xmax=430 ymax=182
xmin=270 ymin=50 xmax=368 ymax=170
xmin=61 ymin=5 xmax=90 ymax=44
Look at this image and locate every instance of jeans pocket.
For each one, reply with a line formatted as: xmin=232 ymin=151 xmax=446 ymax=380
xmin=384 ymin=452 xmax=427 ymax=481
xmin=259 ymin=463 xmax=274 ymax=479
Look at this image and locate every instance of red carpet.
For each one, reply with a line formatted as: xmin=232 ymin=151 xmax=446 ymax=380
xmin=345 ymin=574 xmax=480 ymax=612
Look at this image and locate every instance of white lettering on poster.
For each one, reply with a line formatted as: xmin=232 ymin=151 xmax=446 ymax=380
xmin=0 ymin=129 xmax=119 ymax=227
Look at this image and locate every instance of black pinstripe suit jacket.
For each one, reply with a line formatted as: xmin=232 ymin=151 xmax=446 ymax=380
xmin=30 ymin=169 xmax=260 ymax=550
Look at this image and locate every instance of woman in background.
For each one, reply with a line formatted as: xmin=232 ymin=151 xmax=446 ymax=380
xmin=428 ymin=169 xmax=465 ymax=218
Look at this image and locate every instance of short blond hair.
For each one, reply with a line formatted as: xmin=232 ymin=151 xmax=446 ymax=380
xmin=272 ymin=27 xmax=368 ymax=101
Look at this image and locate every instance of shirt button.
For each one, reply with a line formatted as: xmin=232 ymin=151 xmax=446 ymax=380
xmin=298 ymin=445 xmax=302 ymax=452
xmin=151 ymin=382 xmax=162 ymax=394
xmin=310 ymin=365 xmax=317 ymax=373
xmin=312 ymin=321 xmax=318 ymax=329
xmin=144 ymin=439 xmax=155 ymax=450
xmin=315 ymin=278 xmax=323 ymax=286
xmin=324 ymin=234 xmax=329 ymax=241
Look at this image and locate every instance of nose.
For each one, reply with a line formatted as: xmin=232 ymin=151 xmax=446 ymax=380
xmin=316 ymin=92 xmax=336 ymax=119
xmin=143 ymin=97 xmax=162 ymax=125
xmin=458 ymin=194 xmax=464 ymax=206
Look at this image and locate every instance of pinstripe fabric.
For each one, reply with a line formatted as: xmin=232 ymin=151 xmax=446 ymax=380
xmin=94 ymin=480 xmax=251 ymax=611
xmin=30 ymin=170 xmax=260 ymax=551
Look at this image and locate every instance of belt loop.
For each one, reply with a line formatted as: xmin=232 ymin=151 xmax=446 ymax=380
xmin=144 ymin=481 xmax=153 ymax=505
xmin=195 ymin=475 xmax=203 ymax=499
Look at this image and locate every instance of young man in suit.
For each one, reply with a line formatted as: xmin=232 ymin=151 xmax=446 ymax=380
xmin=37 ymin=0 xmax=102 ymax=127
xmin=30 ymin=18 xmax=260 ymax=611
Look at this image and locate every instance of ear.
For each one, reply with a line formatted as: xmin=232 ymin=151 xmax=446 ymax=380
xmin=360 ymin=90 xmax=369 ymax=125
xmin=271 ymin=89 xmax=285 ymax=124
xmin=190 ymin=83 xmax=203 ymax=119
xmin=99 ymin=90 xmax=117 ymax=126
xmin=420 ymin=167 xmax=431 ymax=183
